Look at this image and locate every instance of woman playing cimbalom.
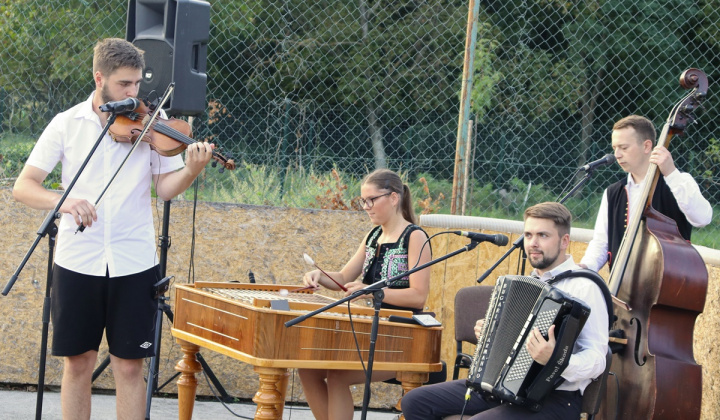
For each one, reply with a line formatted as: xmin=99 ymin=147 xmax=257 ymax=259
xmin=299 ymin=168 xmax=432 ymax=420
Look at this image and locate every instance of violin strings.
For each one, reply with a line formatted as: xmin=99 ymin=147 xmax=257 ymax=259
xmin=154 ymin=122 xmax=194 ymax=146
xmin=153 ymin=121 xmax=227 ymax=163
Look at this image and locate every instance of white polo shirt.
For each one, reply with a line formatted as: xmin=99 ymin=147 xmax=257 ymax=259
xmin=26 ymin=93 xmax=184 ymax=277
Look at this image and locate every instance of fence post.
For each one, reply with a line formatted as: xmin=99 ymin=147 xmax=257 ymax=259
xmin=0 ymin=86 xmax=5 ymax=133
xmin=451 ymin=0 xmax=480 ymax=214
xmin=278 ymin=97 xmax=292 ymax=198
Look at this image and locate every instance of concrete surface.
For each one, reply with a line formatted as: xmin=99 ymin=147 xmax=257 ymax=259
xmin=0 ymin=389 xmax=401 ymax=419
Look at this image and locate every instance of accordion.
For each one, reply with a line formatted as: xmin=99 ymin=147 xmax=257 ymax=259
xmin=466 ymin=275 xmax=590 ymax=411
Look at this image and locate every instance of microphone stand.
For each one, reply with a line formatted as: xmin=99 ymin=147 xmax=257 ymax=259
xmin=476 ymin=167 xmax=598 ymax=284
xmin=141 ymin=200 xmax=232 ymax=419
xmin=2 ymin=112 xmax=120 ymax=420
xmin=144 ymin=199 xmax=173 ymax=418
xmin=285 ymin=239 xmax=483 ymax=420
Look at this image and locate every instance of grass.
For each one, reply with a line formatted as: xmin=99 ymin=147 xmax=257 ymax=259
xmin=0 ymin=132 xmax=61 ymax=188
xmin=2 ymin=132 xmax=718 ymax=248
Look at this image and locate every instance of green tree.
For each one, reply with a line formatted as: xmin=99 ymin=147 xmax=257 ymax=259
xmin=470 ymin=0 xmax=714 ymax=191
xmin=208 ymin=0 xmax=467 ymax=170
xmin=0 ymin=1 xmax=122 ymax=133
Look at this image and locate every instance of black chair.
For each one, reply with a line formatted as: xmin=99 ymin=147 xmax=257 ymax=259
xmin=451 ymin=285 xmax=494 ymax=380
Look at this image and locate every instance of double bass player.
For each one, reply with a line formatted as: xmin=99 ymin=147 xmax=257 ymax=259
xmin=581 ymin=71 xmax=711 ymax=420
xmin=580 ymin=114 xmax=712 ymax=272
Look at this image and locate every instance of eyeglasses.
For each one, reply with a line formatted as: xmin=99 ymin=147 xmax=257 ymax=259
xmin=359 ymin=192 xmax=392 ymax=209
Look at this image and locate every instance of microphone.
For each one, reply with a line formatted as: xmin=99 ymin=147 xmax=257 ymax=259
xmin=579 ymin=154 xmax=616 ymax=172
xmin=99 ymin=97 xmax=140 ymax=113
xmin=453 ymin=231 xmax=509 ymax=246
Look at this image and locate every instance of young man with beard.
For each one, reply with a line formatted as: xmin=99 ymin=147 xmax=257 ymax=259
xmin=13 ymin=38 xmax=214 ymax=419
xmin=401 ymin=202 xmax=609 ymax=420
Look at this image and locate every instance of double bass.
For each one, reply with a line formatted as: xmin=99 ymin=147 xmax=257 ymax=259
xmin=599 ymin=69 xmax=709 ymax=419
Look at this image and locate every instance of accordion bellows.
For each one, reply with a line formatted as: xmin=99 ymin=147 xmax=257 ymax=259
xmin=466 ymin=275 xmax=590 ymax=411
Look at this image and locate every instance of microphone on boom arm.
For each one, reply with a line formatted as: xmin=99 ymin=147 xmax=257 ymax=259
xmin=98 ymin=98 xmax=141 ymax=113
xmin=453 ymin=231 xmax=509 ymax=246
xmin=579 ymin=154 xmax=616 ymax=172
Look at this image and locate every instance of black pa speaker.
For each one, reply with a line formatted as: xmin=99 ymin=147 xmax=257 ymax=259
xmin=126 ymin=0 xmax=210 ymax=116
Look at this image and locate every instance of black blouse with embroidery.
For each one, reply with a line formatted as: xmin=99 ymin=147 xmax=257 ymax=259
xmin=361 ymin=224 xmax=429 ymax=312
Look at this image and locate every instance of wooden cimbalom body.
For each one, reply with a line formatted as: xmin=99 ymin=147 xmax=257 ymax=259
xmin=171 ymin=282 xmax=443 ymax=420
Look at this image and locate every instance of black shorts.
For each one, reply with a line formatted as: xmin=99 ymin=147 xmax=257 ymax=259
xmin=50 ymin=264 xmax=160 ymax=359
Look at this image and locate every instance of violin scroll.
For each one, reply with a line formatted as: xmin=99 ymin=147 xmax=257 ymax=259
xmin=213 ymin=153 xmax=236 ymax=171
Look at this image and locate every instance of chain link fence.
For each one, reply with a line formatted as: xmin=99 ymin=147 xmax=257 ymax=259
xmin=1 ymin=1 xmax=719 ymax=245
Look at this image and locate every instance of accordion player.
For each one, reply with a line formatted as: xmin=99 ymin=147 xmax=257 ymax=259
xmin=466 ymin=274 xmax=591 ymax=412
xmin=401 ymin=202 xmax=610 ymax=420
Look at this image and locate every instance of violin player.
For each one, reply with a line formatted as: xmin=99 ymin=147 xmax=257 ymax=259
xmin=12 ymin=38 xmax=213 ymax=419
xmin=580 ymin=115 xmax=712 ymax=272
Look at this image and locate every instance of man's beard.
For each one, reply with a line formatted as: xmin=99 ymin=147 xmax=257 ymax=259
xmin=100 ymin=84 xmax=113 ymax=105
xmin=528 ymin=249 xmax=559 ymax=270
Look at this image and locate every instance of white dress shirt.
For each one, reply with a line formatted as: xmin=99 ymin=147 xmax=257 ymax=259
xmin=581 ymin=171 xmax=712 ymax=271
xmin=532 ymin=256 xmax=609 ymax=395
xmin=26 ymin=93 xmax=184 ymax=277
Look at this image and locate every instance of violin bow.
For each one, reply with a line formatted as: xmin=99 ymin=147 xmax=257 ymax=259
xmin=76 ymin=83 xmax=175 ymax=234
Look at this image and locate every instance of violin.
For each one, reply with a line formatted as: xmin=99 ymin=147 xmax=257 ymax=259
xmin=109 ymin=99 xmax=236 ymax=171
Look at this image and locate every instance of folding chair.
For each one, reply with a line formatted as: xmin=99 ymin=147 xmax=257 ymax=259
xmin=452 ymin=285 xmax=494 ymax=380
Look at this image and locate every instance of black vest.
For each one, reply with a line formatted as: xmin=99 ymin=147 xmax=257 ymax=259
xmin=606 ymin=176 xmax=692 ymax=269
